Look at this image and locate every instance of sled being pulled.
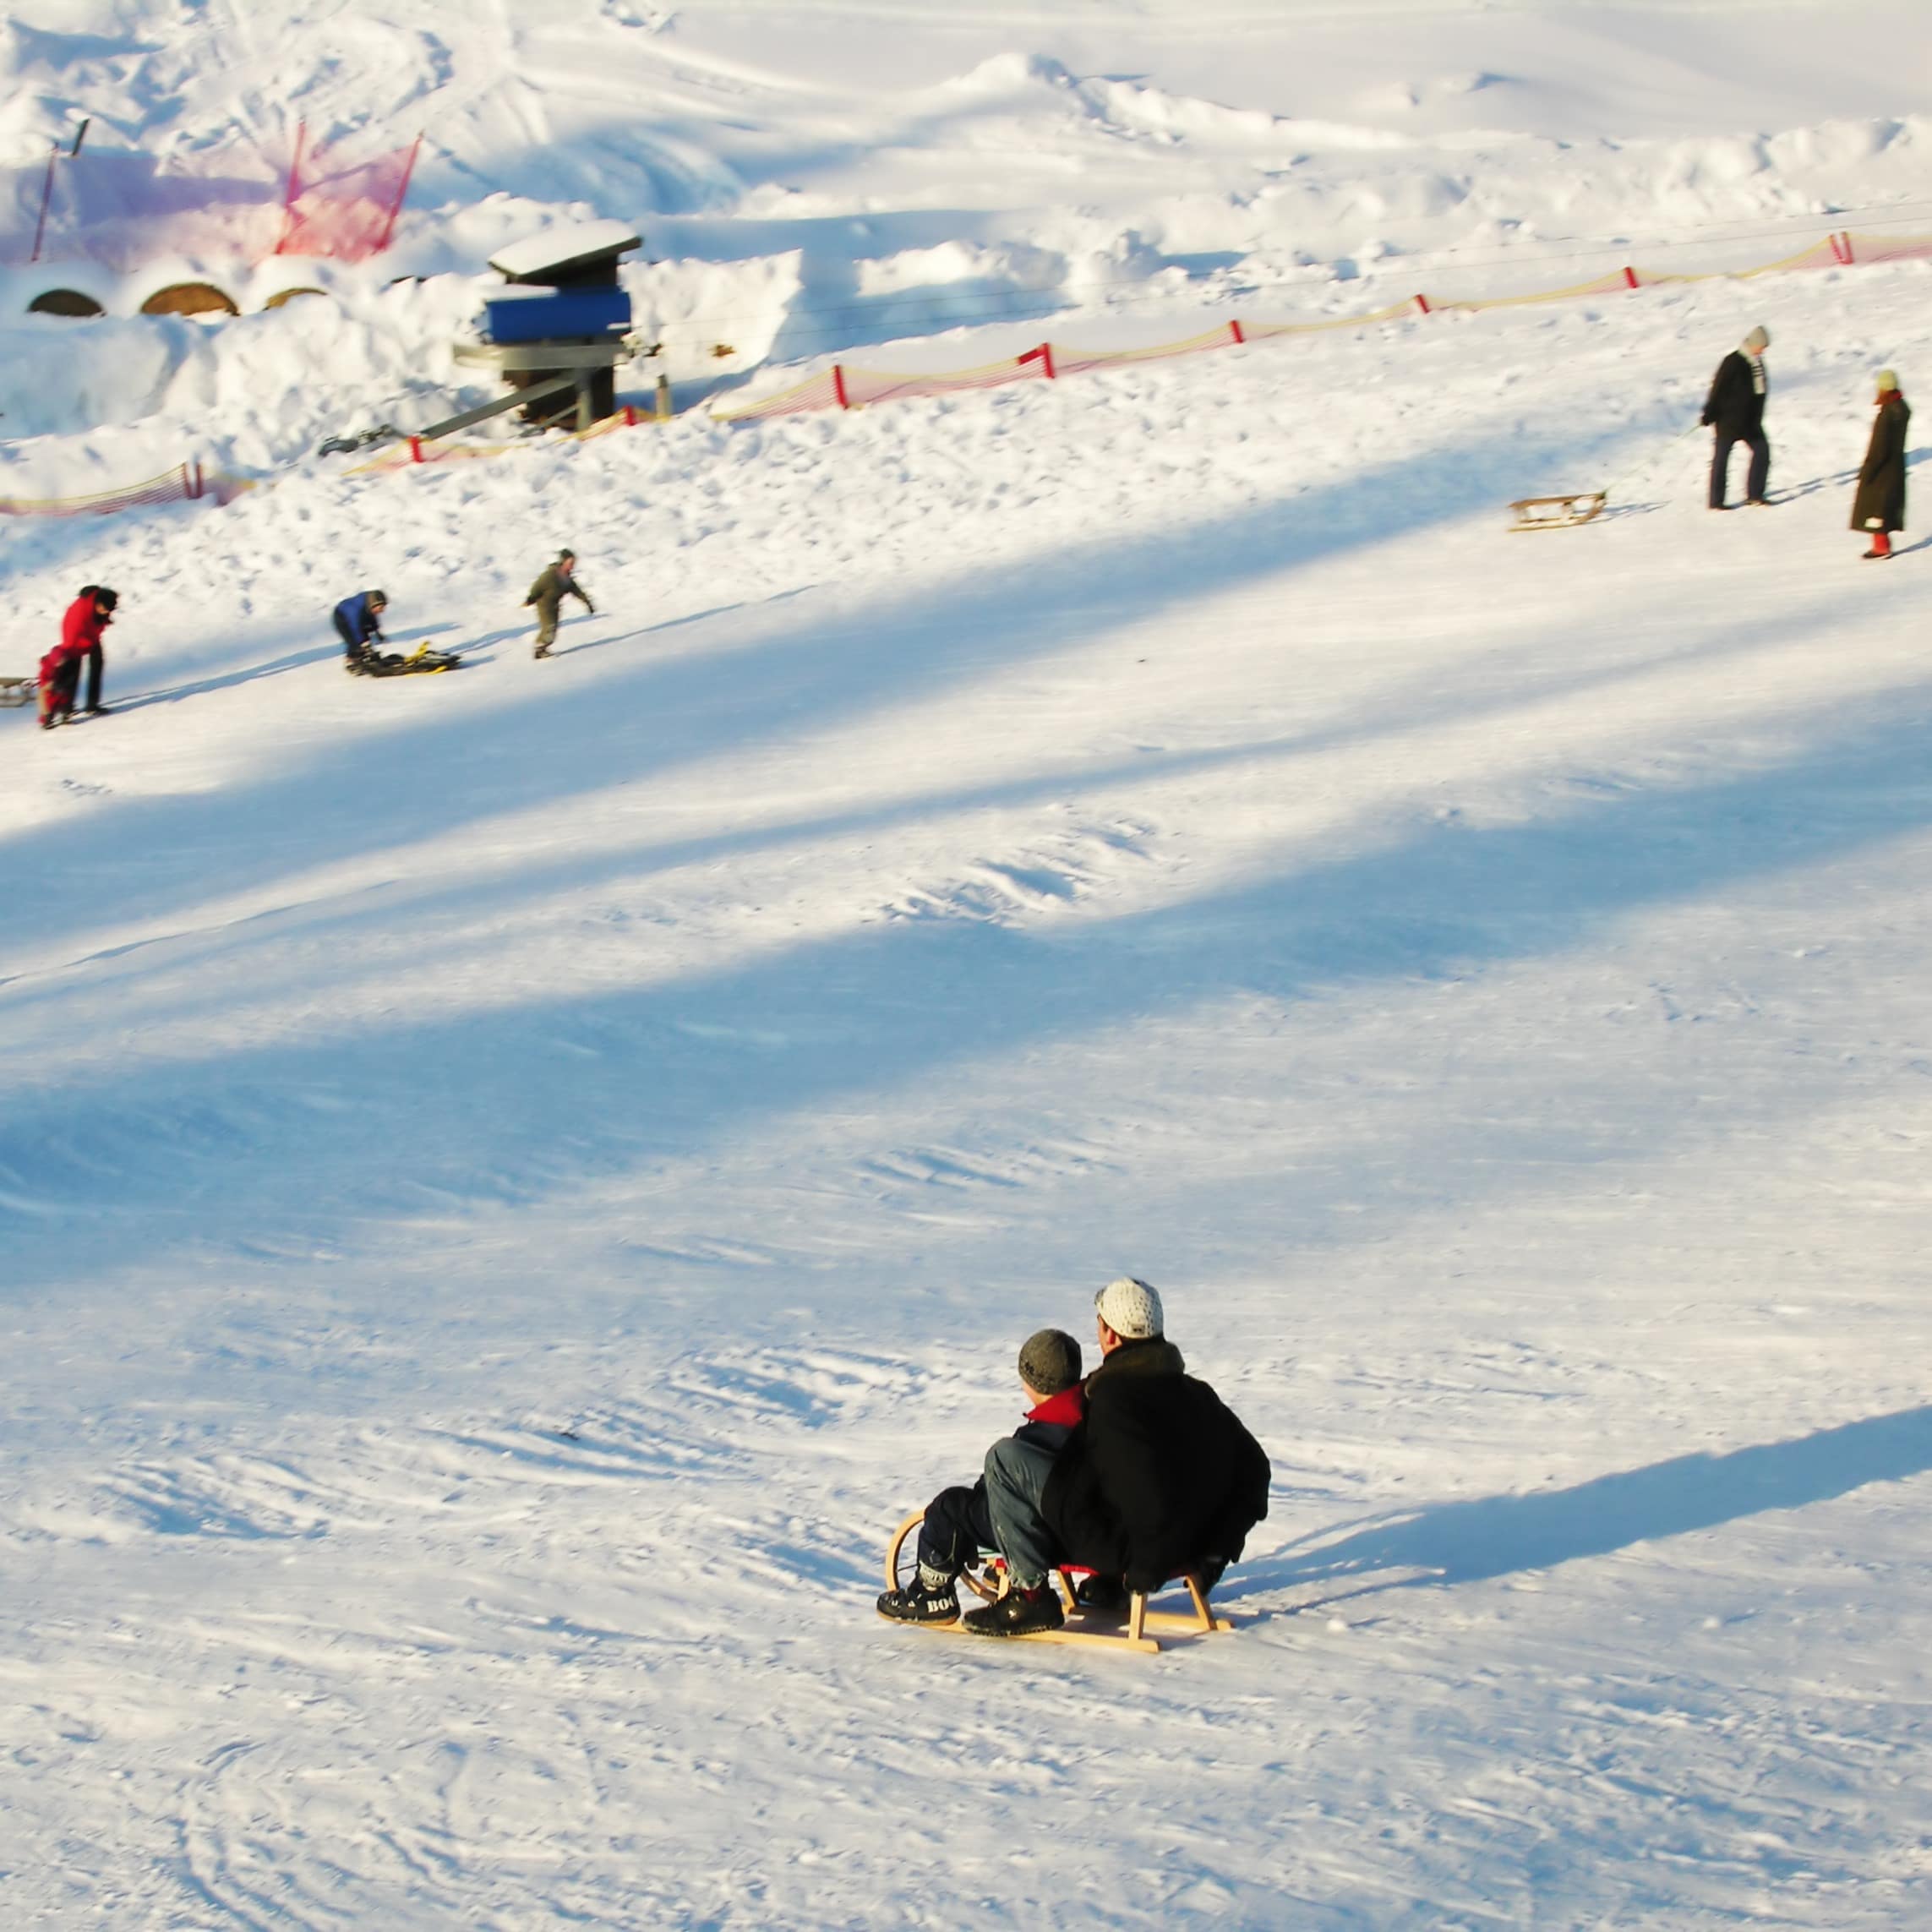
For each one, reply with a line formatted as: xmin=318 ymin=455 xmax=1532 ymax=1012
xmin=1509 ymin=490 xmax=1607 ymax=532
xmin=0 ymin=676 xmax=35 ymax=707
xmin=882 ymin=1509 xmax=1236 ymax=1656
xmin=347 ymin=643 xmax=461 ymax=678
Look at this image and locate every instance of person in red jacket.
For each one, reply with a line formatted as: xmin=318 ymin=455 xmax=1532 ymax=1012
xmin=876 ymin=1329 xmax=1086 ymax=1629
xmin=39 ymin=585 xmax=118 ymax=729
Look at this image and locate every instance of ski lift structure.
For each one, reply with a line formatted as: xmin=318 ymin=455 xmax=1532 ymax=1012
xmin=450 ymin=220 xmax=645 ymax=435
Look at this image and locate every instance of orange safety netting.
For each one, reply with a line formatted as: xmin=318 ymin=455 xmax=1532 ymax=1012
xmin=715 ymin=226 xmax=1932 ymax=424
xmin=6 ymin=223 xmax=1929 ymax=519
xmin=0 ymin=464 xmax=194 ymax=517
xmin=0 ymin=463 xmax=252 ymax=517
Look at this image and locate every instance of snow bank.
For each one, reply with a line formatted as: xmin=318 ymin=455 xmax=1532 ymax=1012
xmin=3 ymin=0 xmax=1929 ymax=493
xmin=6 ymin=8 xmax=1932 ymax=1926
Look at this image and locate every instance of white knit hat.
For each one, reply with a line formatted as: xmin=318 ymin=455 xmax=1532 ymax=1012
xmin=1095 ymin=1275 xmax=1164 ymax=1340
xmin=1877 ymin=368 xmax=1900 ymax=394
xmin=1743 ymin=325 xmax=1771 ymax=352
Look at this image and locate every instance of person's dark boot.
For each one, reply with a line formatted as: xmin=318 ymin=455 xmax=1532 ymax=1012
xmin=1072 ymin=1575 xmax=1130 ymax=1615
xmin=961 ymin=1583 xmax=1063 ymax=1638
xmin=876 ymin=1574 xmax=959 ymax=1625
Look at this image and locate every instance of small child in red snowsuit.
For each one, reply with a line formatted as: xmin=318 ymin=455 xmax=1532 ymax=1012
xmin=39 ymin=585 xmax=117 ymax=729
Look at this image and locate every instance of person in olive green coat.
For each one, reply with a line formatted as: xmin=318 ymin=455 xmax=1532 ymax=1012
xmin=1851 ymin=371 xmax=1910 ymax=561
xmin=523 ymin=548 xmax=595 ymax=657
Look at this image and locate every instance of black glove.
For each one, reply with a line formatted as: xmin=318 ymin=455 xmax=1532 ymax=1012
xmin=1700 ymin=412 xmax=1711 ymax=427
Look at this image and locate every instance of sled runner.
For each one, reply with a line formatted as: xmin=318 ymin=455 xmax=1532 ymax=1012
xmin=882 ymin=1509 xmax=1236 ymax=1656
xmin=0 ymin=676 xmax=34 ymax=707
xmin=1509 ymin=491 xmax=1607 ymax=532
xmin=346 ymin=643 xmax=461 ymax=678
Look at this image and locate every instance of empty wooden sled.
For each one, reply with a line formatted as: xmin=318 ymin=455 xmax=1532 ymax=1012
xmin=1509 ymin=491 xmax=1607 ymax=532
xmin=0 ymin=676 xmax=34 ymax=708
xmin=883 ymin=1508 xmax=1236 ymax=1656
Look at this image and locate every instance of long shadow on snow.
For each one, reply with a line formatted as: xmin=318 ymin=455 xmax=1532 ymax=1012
xmin=1245 ymin=1405 xmax=1932 ymax=1612
xmin=7 ymin=675 xmax=1932 ymax=1294
xmin=0 ymin=407 xmax=1595 ymax=966
xmin=6 ymin=563 xmax=1870 ymax=1034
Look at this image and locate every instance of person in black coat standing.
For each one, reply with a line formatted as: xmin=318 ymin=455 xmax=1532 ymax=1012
xmin=1851 ymin=369 xmax=1910 ymax=560
xmin=959 ymin=1276 xmax=1270 ymax=1638
xmin=1703 ymin=325 xmax=1772 ymax=510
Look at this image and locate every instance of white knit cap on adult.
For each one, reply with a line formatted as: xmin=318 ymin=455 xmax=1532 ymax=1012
xmin=1743 ymin=325 xmax=1771 ymax=352
xmin=1877 ymin=368 xmax=1901 ymax=393
xmin=1095 ymin=1275 xmax=1164 ymax=1340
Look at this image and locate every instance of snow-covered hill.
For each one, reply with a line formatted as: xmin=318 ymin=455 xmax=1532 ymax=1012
xmin=4 ymin=0 xmax=1932 ymax=481
xmin=5 ymin=5 xmax=1932 ymax=1927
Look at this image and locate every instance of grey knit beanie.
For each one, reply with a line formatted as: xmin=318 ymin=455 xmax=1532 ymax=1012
xmin=1743 ymin=325 xmax=1770 ymax=353
xmin=1018 ymin=1328 xmax=1082 ymax=1396
xmin=1094 ymin=1276 xmax=1164 ymax=1341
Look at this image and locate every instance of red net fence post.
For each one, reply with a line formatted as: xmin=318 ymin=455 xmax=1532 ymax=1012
xmin=274 ymin=122 xmax=308 ymax=258
xmin=1018 ymin=342 xmax=1056 ymax=379
xmin=832 ymin=363 xmax=849 ymax=409
xmin=1228 ymin=319 xmax=1246 ymax=346
xmin=371 ymin=134 xmax=420 ymax=256
xmin=275 ymin=129 xmax=421 ymax=264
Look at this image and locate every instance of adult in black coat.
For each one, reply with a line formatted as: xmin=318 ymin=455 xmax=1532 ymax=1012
xmin=1851 ymin=370 xmax=1910 ymax=560
xmin=1042 ymin=1279 xmax=1269 ymax=1598
xmin=1703 ymin=325 xmax=1772 ymax=510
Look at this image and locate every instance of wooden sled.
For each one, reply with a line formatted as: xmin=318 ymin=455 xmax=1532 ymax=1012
xmin=883 ymin=1509 xmax=1236 ymax=1656
xmin=1509 ymin=491 xmax=1607 ymax=532
xmin=0 ymin=676 xmax=35 ymax=708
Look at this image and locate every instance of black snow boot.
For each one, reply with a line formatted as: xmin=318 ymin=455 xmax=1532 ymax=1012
xmin=876 ymin=1575 xmax=959 ymax=1625
xmin=961 ymin=1583 xmax=1063 ymax=1638
xmin=1072 ymin=1574 xmax=1130 ymax=1614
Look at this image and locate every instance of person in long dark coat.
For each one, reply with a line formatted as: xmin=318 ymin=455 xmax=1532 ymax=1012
xmin=1703 ymin=325 xmax=1772 ymax=509
xmin=1851 ymin=370 xmax=1910 ymax=560
xmin=955 ymin=1276 xmax=1269 ymax=1639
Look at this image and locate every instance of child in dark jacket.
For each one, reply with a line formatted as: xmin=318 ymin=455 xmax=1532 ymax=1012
xmin=877 ymin=1329 xmax=1083 ymax=1629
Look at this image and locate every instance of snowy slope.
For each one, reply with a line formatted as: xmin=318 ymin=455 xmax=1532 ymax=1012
xmin=7 ymin=5 xmax=1932 ymax=1929
xmin=4 ymin=0 xmax=1932 ymax=476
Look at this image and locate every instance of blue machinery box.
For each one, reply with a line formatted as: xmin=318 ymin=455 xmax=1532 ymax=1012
xmin=483 ymin=287 xmax=631 ymax=345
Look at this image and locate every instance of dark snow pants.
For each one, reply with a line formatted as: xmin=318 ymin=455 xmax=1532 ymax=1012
xmin=334 ymin=610 xmax=367 ymax=662
xmin=1710 ymin=428 xmax=1769 ymax=507
xmin=77 ymin=644 xmax=102 ymax=712
xmin=917 ymin=1480 xmax=996 ymax=1580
